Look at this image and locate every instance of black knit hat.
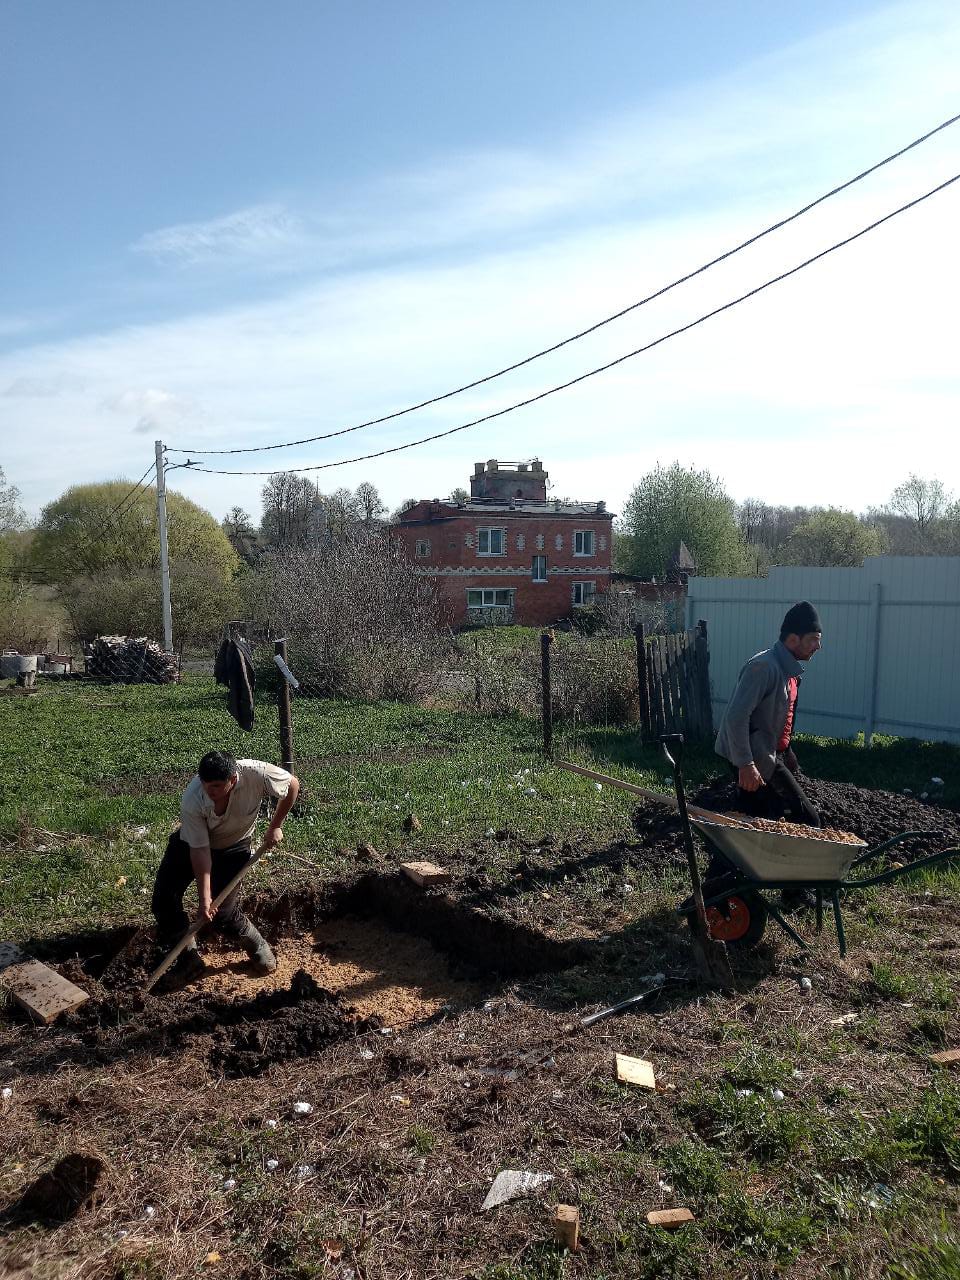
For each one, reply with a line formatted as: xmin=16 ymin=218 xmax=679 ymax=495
xmin=781 ymin=601 xmax=821 ymax=638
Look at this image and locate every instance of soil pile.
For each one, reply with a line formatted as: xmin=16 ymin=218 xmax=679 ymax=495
xmin=691 ymin=774 xmax=960 ymax=857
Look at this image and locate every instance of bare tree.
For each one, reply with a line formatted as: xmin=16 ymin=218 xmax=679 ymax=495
xmin=248 ymin=528 xmax=454 ymax=702
xmin=886 ymin=474 xmax=949 ymax=551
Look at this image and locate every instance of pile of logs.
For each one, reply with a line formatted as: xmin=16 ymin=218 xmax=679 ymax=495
xmin=85 ymin=636 xmax=179 ymax=684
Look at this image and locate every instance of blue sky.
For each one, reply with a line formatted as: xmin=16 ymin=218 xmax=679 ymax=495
xmin=2 ymin=0 xmax=958 ymax=522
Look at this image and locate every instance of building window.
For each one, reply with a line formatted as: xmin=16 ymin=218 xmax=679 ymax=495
xmin=532 ymin=555 xmax=547 ymax=583
xmin=477 ymin=527 xmax=505 ymax=555
xmin=415 ymin=539 xmax=430 ymax=558
xmin=574 ymin=530 xmax=595 ymax=556
xmin=466 ymin=588 xmax=515 ymax=611
xmin=572 ymin=581 xmax=596 ymax=607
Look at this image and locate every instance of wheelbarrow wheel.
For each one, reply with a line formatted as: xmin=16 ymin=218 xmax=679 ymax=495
xmin=689 ymin=881 xmax=768 ymax=949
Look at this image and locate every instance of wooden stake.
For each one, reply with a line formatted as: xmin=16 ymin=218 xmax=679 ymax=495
xmin=553 ymin=1204 xmax=580 ymax=1251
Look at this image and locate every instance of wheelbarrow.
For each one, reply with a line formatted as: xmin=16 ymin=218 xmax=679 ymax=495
xmin=558 ymin=740 xmax=960 ymax=959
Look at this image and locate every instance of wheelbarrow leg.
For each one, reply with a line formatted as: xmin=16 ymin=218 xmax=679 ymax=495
xmin=832 ymin=893 xmax=847 ymax=958
xmin=815 ymin=890 xmax=823 ymax=936
xmin=764 ymin=899 xmax=811 ymax=951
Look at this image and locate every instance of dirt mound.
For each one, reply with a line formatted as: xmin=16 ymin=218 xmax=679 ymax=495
xmin=61 ymin=970 xmax=369 ymax=1077
xmin=690 ymin=774 xmax=960 ymax=858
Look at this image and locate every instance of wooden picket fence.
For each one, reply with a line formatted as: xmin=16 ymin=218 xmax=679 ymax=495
xmin=635 ymin=619 xmax=713 ymax=743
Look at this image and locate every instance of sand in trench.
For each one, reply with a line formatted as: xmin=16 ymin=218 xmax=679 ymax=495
xmin=191 ymin=916 xmax=488 ymax=1024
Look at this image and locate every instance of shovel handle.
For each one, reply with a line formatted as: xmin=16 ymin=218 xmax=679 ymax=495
xmin=143 ymin=842 xmax=267 ymax=993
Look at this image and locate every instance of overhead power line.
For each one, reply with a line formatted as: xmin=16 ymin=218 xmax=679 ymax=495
xmin=169 ymin=110 xmax=960 ymax=458
xmin=184 ymin=170 xmax=960 ymax=477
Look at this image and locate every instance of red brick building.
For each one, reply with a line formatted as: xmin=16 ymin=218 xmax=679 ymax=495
xmin=391 ymin=459 xmax=614 ymax=627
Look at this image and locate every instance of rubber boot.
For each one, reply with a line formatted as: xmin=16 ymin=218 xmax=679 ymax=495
xmin=155 ymin=937 xmax=207 ymax=989
xmin=233 ymin=915 xmax=278 ymax=976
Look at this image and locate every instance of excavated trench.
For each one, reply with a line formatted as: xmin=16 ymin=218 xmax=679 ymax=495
xmin=29 ymin=872 xmax=589 ymax=1078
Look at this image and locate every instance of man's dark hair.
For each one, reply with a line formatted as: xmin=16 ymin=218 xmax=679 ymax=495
xmin=198 ymin=750 xmax=239 ymax=782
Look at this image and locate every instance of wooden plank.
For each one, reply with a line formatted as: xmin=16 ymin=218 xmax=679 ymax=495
xmin=668 ymin=634 xmax=684 ymax=734
xmin=646 ymin=1208 xmax=695 ymax=1229
xmin=686 ymin=632 xmax=706 ymax=737
xmin=553 ymin=1204 xmax=580 ymax=1251
xmin=615 ymin=1053 xmax=656 ymax=1089
xmin=0 ymin=947 xmax=89 ymax=1024
xmin=930 ymin=1048 xmax=960 ymax=1066
xmin=401 ymin=861 xmax=452 ymax=887
xmin=651 ymin=638 xmax=667 ymax=737
xmin=635 ymin=624 xmax=650 ymax=739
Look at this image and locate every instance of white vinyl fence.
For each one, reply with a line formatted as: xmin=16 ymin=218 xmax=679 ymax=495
xmin=685 ymin=557 xmax=960 ymax=746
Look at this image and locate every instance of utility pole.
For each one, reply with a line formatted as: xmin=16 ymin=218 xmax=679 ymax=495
xmin=155 ymin=440 xmax=173 ymax=653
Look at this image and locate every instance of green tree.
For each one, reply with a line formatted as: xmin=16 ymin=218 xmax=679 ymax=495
xmin=32 ymin=481 xmax=239 ymax=582
xmin=617 ymin=462 xmax=745 ymax=578
xmin=781 ymin=509 xmax=885 ymax=567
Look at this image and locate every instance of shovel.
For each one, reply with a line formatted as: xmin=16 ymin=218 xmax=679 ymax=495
xmin=659 ymin=734 xmax=735 ymax=991
xmin=143 ymin=840 xmax=268 ymax=993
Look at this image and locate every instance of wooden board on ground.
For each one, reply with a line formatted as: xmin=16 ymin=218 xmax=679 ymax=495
xmin=930 ymin=1048 xmax=960 ymax=1066
xmin=646 ymin=1209 xmax=695 ymax=1229
xmin=0 ymin=942 xmax=89 ymax=1024
xmin=401 ymin=861 xmax=452 ymax=887
xmin=553 ymin=1204 xmax=580 ymax=1251
xmin=615 ymin=1053 xmax=656 ymax=1089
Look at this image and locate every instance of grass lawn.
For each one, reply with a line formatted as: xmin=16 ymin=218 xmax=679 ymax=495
xmin=1 ymin=677 xmax=959 ymax=1280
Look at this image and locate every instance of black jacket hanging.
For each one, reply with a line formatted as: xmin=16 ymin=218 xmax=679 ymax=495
xmin=214 ymin=636 xmax=256 ymax=731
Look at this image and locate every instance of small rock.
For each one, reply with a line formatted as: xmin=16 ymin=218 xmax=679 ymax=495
xmin=770 ymin=1089 xmax=785 ymax=1102
xmin=266 ymin=1159 xmax=279 ymax=1171
xmin=222 ymin=1178 xmax=237 ymax=1192
xmin=264 ymin=1118 xmax=278 ymax=1129
xmin=735 ymin=1088 xmax=754 ymax=1098
xmin=1 ymin=1087 xmax=12 ymax=1100
xmin=359 ymin=1048 xmax=374 ymax=1060
xmin=485 ymin=828 xmax=496 ymax=838
xmin=144 ymin=1205 xmax=156 ymax=1219
xmin=594 ymin=782 xmax=602 ymax=791
xmin=799 ymin=977 xmax=812 ymax=993
xmin=295 ymin=1164 xmax=315 ymax=1178
xmin=292 ymin=1101 xmax=314 ymax=1116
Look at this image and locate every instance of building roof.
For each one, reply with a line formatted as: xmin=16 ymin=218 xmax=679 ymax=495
xmin=399 ymin=498 xmax=613 ymax=522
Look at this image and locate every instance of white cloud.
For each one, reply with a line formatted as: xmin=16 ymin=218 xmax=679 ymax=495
xmin=103 ymin=388 xmax=201 ymax=435
xmin=4 ymin=372 xmax=88 ymax=397
xmin=132 ymin=203 xmax=304 ymax=264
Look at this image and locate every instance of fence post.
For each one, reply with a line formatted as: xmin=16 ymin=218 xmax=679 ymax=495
xmin=541 ymin=630 xmax=553 ymax=756
xmin=635 ymin=623 xmax=650 ymax=739
xmin=863 ymin=582 xmax=883 ymax=748
xmin=695 ymin=619 xmax=713 ymax=739
xmin=275 ymin=637 xmax=295 ymax=771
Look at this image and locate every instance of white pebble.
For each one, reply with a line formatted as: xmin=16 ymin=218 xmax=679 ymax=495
xmin=735 ymin=1088 xmax=754 ymax=1098
xmin=1 ymin=1087 xmax=12 ymax=1100
xmin=799 ymin=977 xmax=812 ymax=992
xmin=222 ymin=1178 xmax=237 ymax=1191
xmin=295 ymin=1163 xmax=315 ymax=1177
xmin=266 ymin=1159 xmax=279 ymax=1171
xmin=594 ymin=782 xmax=603 ymax=791
xmin=118 ymin=1228 xmax=129 ymax=1238
xmin=622 ymin=884 xmax=634 ymax=895
xmin=359 ymin=1048 xmax=374 ymax=1060
xmin=292 ymin=1101 xmax=313 ymax=1116
xmin=144 ymin=1205 xmax=156 ymax=1219
xmin=770 ymin=1089 xmax=785 ymax=1102
xmin=485 ymin=828 xmax=495 ymax=838
xmin=265 ymin=1118 xmax=278 ymax=1129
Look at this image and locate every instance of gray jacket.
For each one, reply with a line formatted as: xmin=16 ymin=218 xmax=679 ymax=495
xmin=714 ymin=641 xmax=804 ymax=781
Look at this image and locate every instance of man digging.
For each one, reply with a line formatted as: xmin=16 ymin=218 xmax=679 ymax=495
xmin=151 ymin=750 xmax=299 ymax=982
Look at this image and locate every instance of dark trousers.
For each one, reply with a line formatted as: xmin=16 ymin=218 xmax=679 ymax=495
xmin=735 ymin=758 xmax=821 ymax=828
xmin=151 ymin=830 xmax=254 ymax=945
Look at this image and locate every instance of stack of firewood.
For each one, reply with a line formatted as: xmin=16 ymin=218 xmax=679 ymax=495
xmin=85 ymin=636 xmax=179 ymax=684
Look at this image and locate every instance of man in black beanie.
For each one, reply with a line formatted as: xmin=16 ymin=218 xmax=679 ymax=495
xmin=715 ymin=601 xmax=823 ymax=834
